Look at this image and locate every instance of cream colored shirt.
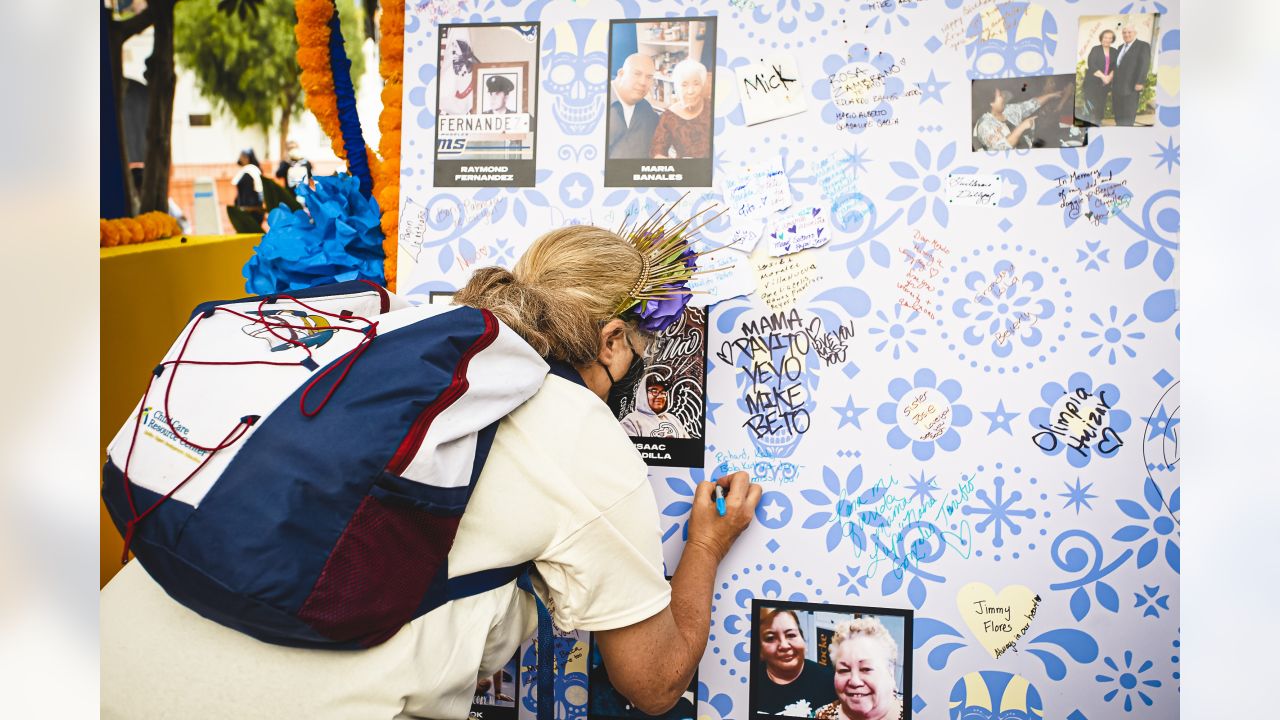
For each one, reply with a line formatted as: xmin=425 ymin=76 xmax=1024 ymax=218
xmin=100 ymin=374 xmax=671 ymax=719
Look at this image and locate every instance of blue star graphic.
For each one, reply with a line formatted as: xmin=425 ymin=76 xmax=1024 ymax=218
xmin=706 ymin=400 xmax=723 ymax=425
xmin=1151 ymin=136 xmax=1180 ymax=174
xmin=1142 ymin=405 xmax=1180 ymax=442
xmin=961 ymin=476 xmax=1035 ymax=548
xmin=915 ymin=70 xmax=950 ymax=105
xmin=833 ymin=395 xmax=869 ymax=430
xmin=981 ymin=400 xmax=1020 ymax=435
xmin=906 ymin=470 xmax=939 ymax=505
xmin=1059 ymin=478 xmax=1098 ymax=514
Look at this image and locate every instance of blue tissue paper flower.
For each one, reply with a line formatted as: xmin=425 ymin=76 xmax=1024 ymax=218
xmin=243 ymin=174 xmax=386 ymax=294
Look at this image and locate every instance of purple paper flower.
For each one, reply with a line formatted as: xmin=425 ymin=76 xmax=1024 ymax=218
xmin=636 ymin=292 xmax=692 ymax=333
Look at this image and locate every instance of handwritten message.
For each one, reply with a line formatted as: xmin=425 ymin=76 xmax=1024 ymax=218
xmin=947 ymin=173 xmax=1002 ymax=207
xmin=939 ymin=0 xmax=1027 ymax=52
xmin=1032 ymin=386 xmax=1125 ymax=460
xmin=829 ymin=57 xmax=907 ymax=107
xmin=1054 ymin=168 xmax=1130 ymax=224
xmin=711 ymin=449 xmax=802 ymax=485
xmin=827 ymin=473 xmax=976 ymax=580
xmin=736 ymin=54 xmax=807 ymax=125
xmin=722 ymin=159 xmax=791 ymax=250
xmin=956 ymin=583 xmax=1042 ymax=658
xmin=814 ymin=157 xmax=868 ymax=226
xmin=769 ymin=206 xmax=830 ymax=256
xmin=752 ymin=253 xmax=823 ymax=311
xmin=688 ymin=249 xmax=756 ymax=306
xmin=897 ymin=229 xmax=950 ymax=320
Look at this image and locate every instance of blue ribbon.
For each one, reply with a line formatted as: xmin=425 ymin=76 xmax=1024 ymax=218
xmin=326 ymin=4 xmax=376 ymax=201
xmin=517 ymin=569 xmax=555 ymax=720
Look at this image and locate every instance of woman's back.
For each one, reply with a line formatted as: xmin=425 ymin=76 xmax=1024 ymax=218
xmin=100 ymin=372 xmax=670 ymax=719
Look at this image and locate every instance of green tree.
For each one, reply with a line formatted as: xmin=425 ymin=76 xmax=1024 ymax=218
xmin=174 ymin=0 xmax=366 ymax=163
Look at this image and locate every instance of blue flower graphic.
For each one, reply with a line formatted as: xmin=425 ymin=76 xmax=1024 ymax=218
xmin=1059 ymin=478 xmax=1097 ymax=514
xmin=749 ymin=0 xmax=826 ymax=40
xmin=837 ymin=564 xmax=871 ymax=597
xmin=472 ymin=170 xmax=552 ymax=227
xmin=952 ymin=259 xmax=1055 ymax=357
xmin=867 ymin=304 xmax=926 ymax=359
xmin=1097 ymin=651 xmax=1162 ymax=712
xmin=888 ymin=140 xmax=960 ymax=226
xmin=1151 ymin=136 xmax=1180 ymax=174
xmin=1082 ymin=306 xmax=1145 ymax=365
xmin=799 ymin=465 xmax=890 ymax=553
xmin=1029 ymin=372 xmax=1132 ymax=468
xmin=962 ymin=475 xmax=1035 ymax=549
xmin=1035 ymin=135 xmax=1133 ymax=228
xmin=1113 ymin=477 xmax=1180 ymax=573
xmin=1120 ymin=1 xmax=1168 ymax=12
xmin=1076 ymin=239 xmax=1110 ymax=272
xmin=1133 ymin=585 xmax=1170 ymax=619
xmin=658 ymin=470 xmax=704 ymax=544
xmin=865 ymin=0 xmax=919 ymax=35
xmin=812 ymin=46 xmax=904 ymax=137
xmin=878 ymin=369 xmax=972 ymax=460
xmin=696 ymin=682 xmax=734 ymax=720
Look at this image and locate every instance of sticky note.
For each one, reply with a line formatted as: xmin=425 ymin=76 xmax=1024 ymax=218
xmin=768 ymin=206 xmax=829 ymax=256
xmin=735 ymin=54 xmax=808 ymax=126
xmin=946 ymin=173 xmax=1003 ymax=207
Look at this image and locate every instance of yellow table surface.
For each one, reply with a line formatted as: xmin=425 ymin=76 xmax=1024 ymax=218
xmin=100 ymin=233 xmax=261 ymax=586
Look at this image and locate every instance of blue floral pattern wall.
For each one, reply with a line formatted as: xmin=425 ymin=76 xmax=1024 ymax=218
xmin=399 ymin=1 xmax=1180 ymax=718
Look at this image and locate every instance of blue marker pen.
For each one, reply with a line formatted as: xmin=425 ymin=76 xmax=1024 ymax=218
xmin=715 ymin=484 xmax=727 ymax=517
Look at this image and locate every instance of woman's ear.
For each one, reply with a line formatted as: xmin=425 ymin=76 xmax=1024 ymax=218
xmin=598 ymin=318 xmax=629 ymax=363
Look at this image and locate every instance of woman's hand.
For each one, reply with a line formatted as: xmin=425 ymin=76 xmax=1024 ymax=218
xmin=1102 ymin=73 xmax=1113 ymax=85
xmin=686 ymin=471 xmax=761 ymax=562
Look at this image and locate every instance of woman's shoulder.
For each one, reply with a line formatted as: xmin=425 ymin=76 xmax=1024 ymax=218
xmin=814 ymin=701 xmax=841 ymax=720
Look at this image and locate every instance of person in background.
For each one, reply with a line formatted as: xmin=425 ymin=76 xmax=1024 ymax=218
xmin=608 ymin=53 xmax=660 ymax=159
xmin=755 ymin=608 xmax=837 ymax=716
xmin=973 ymin=86 xmax=1063 ymax=151
xmin=814 ymin=619 xmax=903 ymax=720
xmin=275 ymin=140 xmax=314 ymax=191
xmin=649 ymin=60 xmax=711 ymax=159
xmin=1112 ymin=25 xmax=1152 ymax=126
xmin=231 ymin=148 xmax=265 ymax=227
xmin=1082 ymin=29 xmax=1118 ymax=126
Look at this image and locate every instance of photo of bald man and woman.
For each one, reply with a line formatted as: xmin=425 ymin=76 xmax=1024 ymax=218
xmin=1074 ymin=14 xmax=1161 ymax=127
xmin=751 ymin=601 xmax=912 ymax=720
xmin=605 ymin=18 xmax=716 ymax=187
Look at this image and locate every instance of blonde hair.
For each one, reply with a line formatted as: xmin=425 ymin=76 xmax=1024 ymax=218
xmin=454 ymin=225 xmax=643 ymax=364
xmin=829 ymin=617 xmax=899 ymax=670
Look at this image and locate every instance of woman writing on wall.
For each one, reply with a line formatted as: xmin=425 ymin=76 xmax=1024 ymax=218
xmin=101 ymin=217 xmax=762 ymax=719
xmin=651 ymin=59 xmax=712 ymax=159
xmin=1082 ymin=29 xmax=1118 ymax=125
xmin=755 ymin=608 xmax=838 ymax=716
xmin=814 ymin=618 xmax=903 ymax=720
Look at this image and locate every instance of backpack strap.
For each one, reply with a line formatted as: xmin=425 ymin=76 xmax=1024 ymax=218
xmin=449 ymin=359 xmax=585 ymax=720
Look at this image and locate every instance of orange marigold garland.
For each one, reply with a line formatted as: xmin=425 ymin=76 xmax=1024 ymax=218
xmin=295 ymin=0 xmax=403 ymax=289
xmin=295 ymin=0 xmax=345 ymax=161
xmin=373 ymin=0 xmax=405 ymax=290
xmin=100 ymin=212 xmax=183 ymax=248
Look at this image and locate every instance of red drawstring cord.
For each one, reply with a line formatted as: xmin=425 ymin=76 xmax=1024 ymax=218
xmin=120 ymin=417 xmax=256 ymax=563
xmin=118 ymin=294 xmax=379 ymax=561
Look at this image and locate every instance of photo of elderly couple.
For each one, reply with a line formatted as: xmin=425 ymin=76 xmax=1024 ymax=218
xmin=751 ymin=601 xmax=912 ymax=720
xmin=1074 ymin=13 xmax=1161 ymax=127
xmin=605 ymin=18 xmax=716 ymax=187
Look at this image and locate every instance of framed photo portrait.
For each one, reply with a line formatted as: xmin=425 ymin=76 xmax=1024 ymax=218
xmin=473 ymin=62 xmax=528 ymax=115
xmin=433 ymin=22 xmax=541 ymax=186
xmin=750 ymin=600 xmax=913 ymax=719
xmin=971 ymin=74 xmax=1087 ymax=151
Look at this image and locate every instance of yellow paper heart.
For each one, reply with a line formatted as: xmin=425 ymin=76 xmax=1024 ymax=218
xmin=956 ymin=582 xmax=1041 ymax=659
xmin=1157 ymin=67 xmax=1180 ymax=96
